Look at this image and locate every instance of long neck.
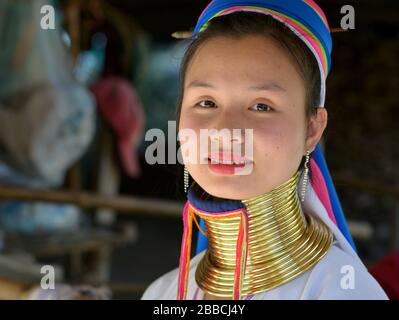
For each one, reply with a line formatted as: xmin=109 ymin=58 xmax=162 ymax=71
xmin=190 ymin=170 xmax=333 ymax=298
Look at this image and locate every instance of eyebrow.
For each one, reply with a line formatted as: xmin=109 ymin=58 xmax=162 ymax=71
xmin=185 ymin=80 xmax=286 ymax=92
xmin=185 ymin=80 xmax=215 ymax=90
xmin=248 ymin=82 xmax=286 ymax=92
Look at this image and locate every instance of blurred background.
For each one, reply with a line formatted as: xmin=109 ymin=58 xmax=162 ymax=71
xmin=0 ymin=0 xmax=397 ymax=300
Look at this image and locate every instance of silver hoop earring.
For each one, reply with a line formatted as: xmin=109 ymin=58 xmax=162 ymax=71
xmin=300 ymin=150 xmax=311 ymax=203
xmin=184 ymin=166 xmax=189 ymax=193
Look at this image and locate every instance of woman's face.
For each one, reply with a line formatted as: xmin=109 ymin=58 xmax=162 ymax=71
xmin=179 ymin=34 xmax=327 ymax=199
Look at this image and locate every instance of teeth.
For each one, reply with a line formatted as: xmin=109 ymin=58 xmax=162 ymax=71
xmin=209 ymin=158 xmax=246 ymax=165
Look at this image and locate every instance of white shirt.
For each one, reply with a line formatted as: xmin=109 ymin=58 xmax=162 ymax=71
xmin=141 ymin=181 xmax=388 ymax=300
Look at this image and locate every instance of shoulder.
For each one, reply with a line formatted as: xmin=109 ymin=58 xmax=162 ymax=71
xmin=140 ymin=266 xmax=179 ymax=300
xmin=253 ymin=244 xmax=388 ymax=300
xmin=298 ymin=244 xmax=388 ymax=299
xmin=140 ymin=251 xmax=205 ymax=300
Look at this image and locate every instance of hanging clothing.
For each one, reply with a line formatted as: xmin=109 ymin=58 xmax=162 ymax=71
xmin=91 ymin=77 xmax=145 ymax=178
xmin=0 ymin=0 xmax=95 ymax=186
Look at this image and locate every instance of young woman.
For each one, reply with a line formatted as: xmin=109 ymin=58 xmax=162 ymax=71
xmin=141 ymin=0 xmax=388 ymax=300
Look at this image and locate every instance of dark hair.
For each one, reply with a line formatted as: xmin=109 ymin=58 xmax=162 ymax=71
xmin=175 ymin=11 xmax=320 ymax=199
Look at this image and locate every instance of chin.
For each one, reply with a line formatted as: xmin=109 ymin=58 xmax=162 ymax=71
xmin=192 ymin=167 xmax=259 ymax=200
xmin=203 ymin=183 xmax=253 ymax=200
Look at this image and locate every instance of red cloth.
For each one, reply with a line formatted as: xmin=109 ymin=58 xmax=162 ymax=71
xmin=91 ymin=77 xmax=145 ymax=177
xmin=369 ymin=251 xmax=399 ymax=300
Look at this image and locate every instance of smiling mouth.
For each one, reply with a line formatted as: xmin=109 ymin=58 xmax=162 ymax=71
xmin=206 ymin=153 xmax=253 ymax=175
xmin=206 ymin=158 xmax=252 ymax=175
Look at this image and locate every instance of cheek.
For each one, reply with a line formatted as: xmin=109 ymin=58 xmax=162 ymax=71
xmin=179 ymin=109 xmax=216 ymax=146
xmin=179 ymin=111 xmax=207 ymax=164
xmin=253 ymin=118 xmax=304 ymax=161
xmin=179 ymin=108 xmax=209 ymax=132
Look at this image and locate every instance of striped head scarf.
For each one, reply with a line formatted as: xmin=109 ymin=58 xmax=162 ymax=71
xmin=177 ymin=0 xmax=356 ymax=300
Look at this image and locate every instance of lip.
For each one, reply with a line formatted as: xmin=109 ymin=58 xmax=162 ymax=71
xmin=207 ymin=159 xmax=246 ymax=175
xmin=206 ymin=152 xmax=253 ymax=175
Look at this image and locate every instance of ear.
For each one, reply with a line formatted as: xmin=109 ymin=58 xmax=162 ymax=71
xmin=305 ymin=107 xmax=328 ymax=153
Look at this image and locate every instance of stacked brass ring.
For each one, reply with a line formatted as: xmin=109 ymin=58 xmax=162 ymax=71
xmin=194 ymin=170 xmax=333 ymax=298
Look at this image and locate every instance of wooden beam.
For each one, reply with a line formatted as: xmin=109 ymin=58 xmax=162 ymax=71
xmin=0 ymin=186 xmax=183 ymax=219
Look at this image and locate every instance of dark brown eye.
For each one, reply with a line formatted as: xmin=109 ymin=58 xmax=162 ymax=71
xmin=197 ymin=100 xmax=216 ymax=108
xmin=251 ymin=103 xmax=272 ymax=112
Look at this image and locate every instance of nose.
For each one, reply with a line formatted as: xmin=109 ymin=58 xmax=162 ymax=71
xmin=209 ymin=127 xmax=243 ymax=144
xmin=210 ymin=108 xmax=245 ymax=143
